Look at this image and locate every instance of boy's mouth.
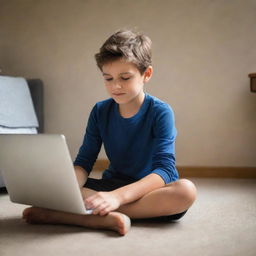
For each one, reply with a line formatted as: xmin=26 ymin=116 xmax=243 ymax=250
xmin=113 ymin=93 xmax=125 ymax=96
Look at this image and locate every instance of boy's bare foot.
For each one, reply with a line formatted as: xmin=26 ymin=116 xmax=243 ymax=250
xmin=22 ymin=207 xmax=130 ymax=236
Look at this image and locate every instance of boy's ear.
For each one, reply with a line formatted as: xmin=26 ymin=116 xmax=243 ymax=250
xmin=143 ymin=66 xmax=153 ymax=83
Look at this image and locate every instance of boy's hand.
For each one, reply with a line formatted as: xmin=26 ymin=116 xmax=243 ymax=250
xmin=84 ymin=191 xmax=121 ymax=216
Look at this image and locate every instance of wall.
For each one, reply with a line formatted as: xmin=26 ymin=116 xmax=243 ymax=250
xmin=0 ymin=0 xmax=255 ymax=167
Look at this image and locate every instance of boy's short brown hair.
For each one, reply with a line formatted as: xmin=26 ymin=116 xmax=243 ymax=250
xmin=95 ymin=29 xmax=152 ymax=75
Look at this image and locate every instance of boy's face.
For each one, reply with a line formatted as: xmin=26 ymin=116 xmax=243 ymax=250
xmin=101 ymin=59 xmax=152 ymax=105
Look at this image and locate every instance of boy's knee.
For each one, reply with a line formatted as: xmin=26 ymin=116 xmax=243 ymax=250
xmin=177 ymin=179 xmax=197 ymax=206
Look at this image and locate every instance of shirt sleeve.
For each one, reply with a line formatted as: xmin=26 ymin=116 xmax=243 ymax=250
xmin=73 ymin=105 xmax=102 ymax=175
xmin=151 ymin=104 xmax=179 ymax=184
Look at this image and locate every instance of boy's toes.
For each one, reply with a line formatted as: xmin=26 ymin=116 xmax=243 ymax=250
xmin=22 ymin=207 xmax=49 ymax=224
xmin=22 ymin=207 xmax=33 ymax=219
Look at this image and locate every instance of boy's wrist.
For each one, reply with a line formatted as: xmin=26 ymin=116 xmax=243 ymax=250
xmin=111 ymin=189 xmax=126 ymax=206
xmin=74 ymin=165 xmax=88 ymax=188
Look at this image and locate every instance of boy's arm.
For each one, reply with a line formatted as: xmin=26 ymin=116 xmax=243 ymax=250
xmin=74 ymin=165 xmax=89 ymax=188
xmin=112 ymin=173 xmax=165 ymax=205
xmin=73 ymin=104 xmax=103 ymax=184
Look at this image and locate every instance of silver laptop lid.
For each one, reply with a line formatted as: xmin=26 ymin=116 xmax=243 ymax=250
xmin=0 ymin=134 xmax=91 ymax=214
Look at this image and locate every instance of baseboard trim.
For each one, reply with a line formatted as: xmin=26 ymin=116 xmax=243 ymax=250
xmin=176 ymin=166 xmax=256 ymax=178
xmin=93 ymin=159 xmax=256 ymax=178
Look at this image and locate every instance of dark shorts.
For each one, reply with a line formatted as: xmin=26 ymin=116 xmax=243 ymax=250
xmin=84 ymin=177 xmax=187 ymax=222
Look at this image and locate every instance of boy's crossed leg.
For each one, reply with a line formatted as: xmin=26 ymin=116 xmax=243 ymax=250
xmin=22 ymin=207 xmax=130 ymax=236
xmin=117 ymin=179 xmax=196 ymax=219
xmin=22 ymin=179 xmax=196 ymax=235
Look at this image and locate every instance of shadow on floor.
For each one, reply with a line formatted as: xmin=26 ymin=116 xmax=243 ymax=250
xmin=131 ymin=218 xmax=181 ymax=229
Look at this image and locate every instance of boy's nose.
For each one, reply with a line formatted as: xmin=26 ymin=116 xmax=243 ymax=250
xmin=112 ymin=81 xmax=122 ymax=89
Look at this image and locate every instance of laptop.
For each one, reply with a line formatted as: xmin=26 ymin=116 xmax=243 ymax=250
xmin=0 ymin=134 xmax=92 ymax=215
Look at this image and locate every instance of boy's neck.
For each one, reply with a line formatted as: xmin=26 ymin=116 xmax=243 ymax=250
xmin=118 ymin=92 xmax=145 ymax=118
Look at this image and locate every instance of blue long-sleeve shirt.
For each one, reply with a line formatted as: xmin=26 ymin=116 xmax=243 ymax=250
xmin=73 ymin=93 xmax=179 ymax=184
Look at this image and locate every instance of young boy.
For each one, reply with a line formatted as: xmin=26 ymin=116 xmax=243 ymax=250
xmin=23 ymin=29 xmax=197 ymax=236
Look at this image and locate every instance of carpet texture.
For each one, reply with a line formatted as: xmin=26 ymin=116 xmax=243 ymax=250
xmin=1 ymin=178 xmax=256 ymax=256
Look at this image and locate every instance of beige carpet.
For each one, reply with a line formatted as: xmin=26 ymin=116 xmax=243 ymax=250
xmin=1 ymin=177 xmax=256 ymax=256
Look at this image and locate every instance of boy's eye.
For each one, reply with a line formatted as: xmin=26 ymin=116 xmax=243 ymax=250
xmin=121 ymin=77 xmax=131 ymax=81
xmin=105 ymin=77 xmax=130 ymax=81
